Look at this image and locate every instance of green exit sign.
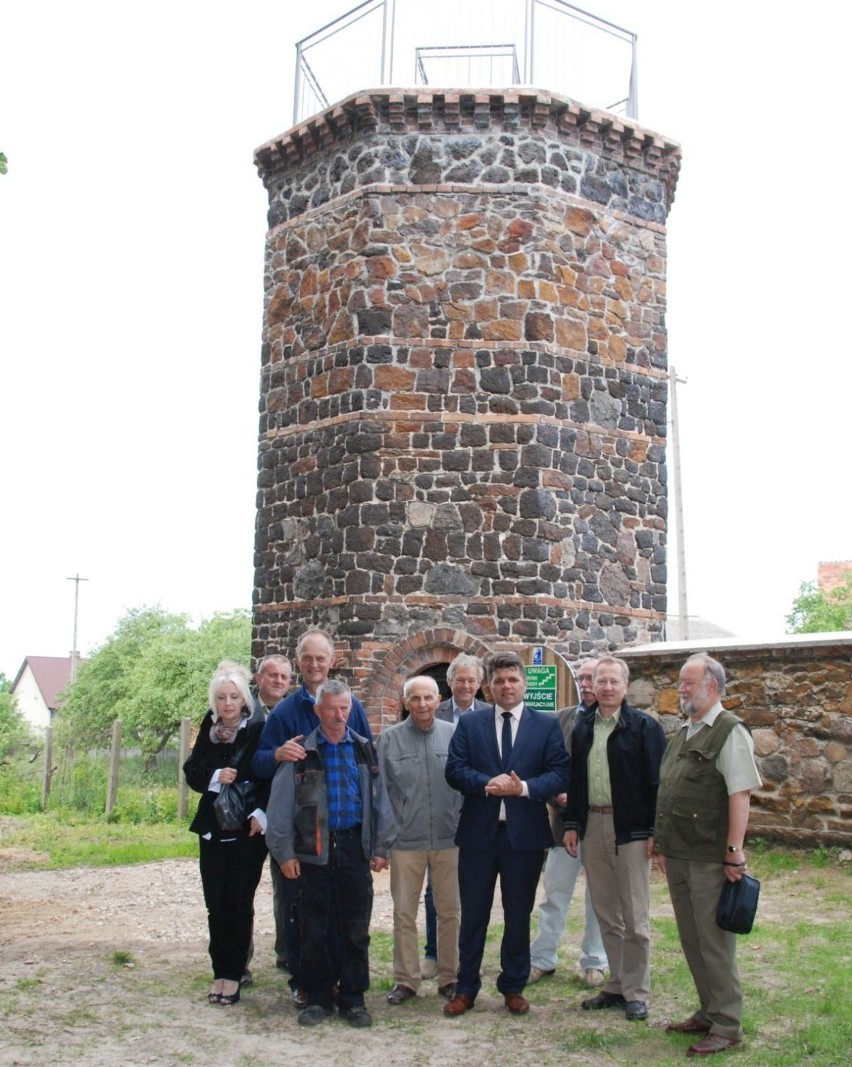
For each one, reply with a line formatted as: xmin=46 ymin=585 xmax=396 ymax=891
xmin=526 ymin=665 xmax=557 ymax=713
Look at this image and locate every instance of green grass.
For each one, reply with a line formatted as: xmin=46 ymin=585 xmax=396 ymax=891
xmin=515 ymin=851 xmax=852 ymax=1067
xmin=0 ymin=751 xmax=197 ymax=823
xmin=0 ymin=812 xmax=196 ymax=867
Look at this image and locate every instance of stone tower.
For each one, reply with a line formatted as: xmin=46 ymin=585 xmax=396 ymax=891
xmin=252 ymin=89 xmax=681 ymax=726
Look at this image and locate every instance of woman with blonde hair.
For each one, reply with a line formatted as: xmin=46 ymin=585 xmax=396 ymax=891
xmin=183 ymin=661 xmax=268 ymax=1005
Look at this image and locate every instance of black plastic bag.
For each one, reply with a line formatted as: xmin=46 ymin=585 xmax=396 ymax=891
xmin=213 ymin=781 xmax=257 ymax=832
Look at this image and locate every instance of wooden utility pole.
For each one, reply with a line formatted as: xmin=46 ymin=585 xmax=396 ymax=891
xmin=67 ymin=573 xmax=89 ymax=681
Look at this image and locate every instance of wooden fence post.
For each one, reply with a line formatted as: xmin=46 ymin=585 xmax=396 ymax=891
xmin=178 ymin=716 xmax=191 ymax=819
xmin=105 ymin=719 xmax=121 ymax=815
xmin=40 ymin=726 xmax=53 ymax=810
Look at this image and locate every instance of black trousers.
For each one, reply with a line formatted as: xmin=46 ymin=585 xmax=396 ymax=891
xmin=300 ymin=830 xmax=373 ymax=1010
xmin=199 ymin=833 xmax=267 ymax=982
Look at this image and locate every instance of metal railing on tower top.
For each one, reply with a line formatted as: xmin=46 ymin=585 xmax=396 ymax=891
xmin=293 ymin=0 xmax=638 ymax=126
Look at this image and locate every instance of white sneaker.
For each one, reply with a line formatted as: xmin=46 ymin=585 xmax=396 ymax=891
xmin=527 ymin=965 xmax=555 ymax=984
xmin=420 ymin=958 xmax=437 ymax=979
xmin=583 ymin=967 xmax=606 ymax=987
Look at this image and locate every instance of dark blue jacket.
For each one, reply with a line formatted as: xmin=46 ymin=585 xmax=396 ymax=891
xmin=251 ymin=684 xmax=373 ymax=780
xmin=446 ymin=704 xmax=571 ymax=853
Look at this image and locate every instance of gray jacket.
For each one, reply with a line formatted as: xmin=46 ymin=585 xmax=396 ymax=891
xmin=547 ymin=703 xmax=585 ymax=844
xmin=436 ymin=697 xmax=490 ymax=724
xmin=376 ymin=716 xmax=461 ymax=856
xmin=266 ymin=726 xmax=378 ymax=866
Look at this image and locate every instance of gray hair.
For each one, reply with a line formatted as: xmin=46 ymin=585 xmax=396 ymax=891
xmin=446 ymin=653 xmax=484 ymax=684
xmin=402 ymin=675 xmax=440 ymax=700
xmin=256 ymin=653 xmax=291 ymax=677
xmin=575 ymin=657 xmax=600 ymax=675
xmin=296 ymin=626 xmax=335 ymax=660
xmin=315 ymin=678 xmax=352 ymax=706
xmin=593 ymin=656 xmax=630 ymax=685
xmin=685 ymin=654 xmax=727 ymax=696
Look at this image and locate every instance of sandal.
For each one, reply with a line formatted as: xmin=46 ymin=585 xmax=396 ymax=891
xmin=219 ymin=980 xmax=241 ymax=1006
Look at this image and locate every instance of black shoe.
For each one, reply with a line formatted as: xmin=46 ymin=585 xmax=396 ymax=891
xmin=297 ymin=1005 xmax=333 ymax=1026
xmin=581 ymin=990 xmax=627 ymax=1011
xmin=626 ymin=1000 xmax=648 ymax=1020
xmin=437 ymin=983 xmax=456 ymax=1000
xmin=339 ymin=1005 xmax=373 ymax=1028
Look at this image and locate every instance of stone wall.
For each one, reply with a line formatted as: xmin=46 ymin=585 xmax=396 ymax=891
xmin=621 ymin=636 xmax=852 ymax=847
xmin=253 ymin=89 xmax=681 ymax=727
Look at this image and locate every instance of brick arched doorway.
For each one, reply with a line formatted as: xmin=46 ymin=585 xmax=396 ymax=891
xmin=365 ymin=627 xmax=491 ymax=730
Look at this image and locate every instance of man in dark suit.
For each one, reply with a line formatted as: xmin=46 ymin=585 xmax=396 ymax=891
xmin=443 ymin=651 xmax=571 ymax=1017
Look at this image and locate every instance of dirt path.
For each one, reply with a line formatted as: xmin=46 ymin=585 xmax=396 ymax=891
xmin=0 ymin=851 xmax=847 ymax=1066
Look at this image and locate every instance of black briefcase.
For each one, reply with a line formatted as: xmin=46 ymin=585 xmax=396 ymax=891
xmin=716 ymin=872 xmax=760 ymax=934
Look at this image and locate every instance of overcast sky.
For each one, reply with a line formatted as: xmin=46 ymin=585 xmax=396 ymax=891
xmin=2 ymin=0 xmax=849 ymax=678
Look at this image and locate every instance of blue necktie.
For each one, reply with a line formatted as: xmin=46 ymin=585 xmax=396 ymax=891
xmin=501 ymin=711 xmax=513 ymax=772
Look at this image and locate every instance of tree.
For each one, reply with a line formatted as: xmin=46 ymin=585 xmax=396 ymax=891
xmin=55 ymin=606 xmax=252 ymax=765
xmin=0 ymin=673 xmax=34 ymax=761
xmin=785 ymin=576 xmax=852 ymax=634
xmin=0 ymin=152 xmax=7 ymax=175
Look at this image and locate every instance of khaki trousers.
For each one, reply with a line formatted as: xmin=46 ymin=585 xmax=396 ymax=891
xmin=390 ymin=847 xmax=459 ymax=990
xmin=665 ymin=856 xmax=743 ymax=1040
xmin=582 ymin=810 xmax=651 ymax=1002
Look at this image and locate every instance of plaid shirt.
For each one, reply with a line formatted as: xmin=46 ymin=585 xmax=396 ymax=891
xmin=317 ymin=728 xmax=362 ymax=831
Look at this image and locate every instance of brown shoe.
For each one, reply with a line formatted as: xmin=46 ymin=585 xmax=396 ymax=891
xmin=504 ymin=993 xmax=530 ymax=1015
xmin=443 ymin=992 xmax=475 ymax=1017
xmin=686 ymin=1034 xmax=742 ymax=1057
xmin=666 ymin=1016 xmax=712 ymax=1035
xmin=386 ymin=984 xmax=416 ymax=1005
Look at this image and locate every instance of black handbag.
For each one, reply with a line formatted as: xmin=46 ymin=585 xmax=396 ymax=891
xmin=212 ymin=736 xmax=257 ymax=832
xmin=213 ymin=780 xmax=257 ymax=832
xmin=716 ymin=872 xmax=760 ymax=934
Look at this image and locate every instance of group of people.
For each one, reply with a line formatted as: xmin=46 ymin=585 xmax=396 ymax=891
xmin=183 ymin=630 xmax=761 ymax=1057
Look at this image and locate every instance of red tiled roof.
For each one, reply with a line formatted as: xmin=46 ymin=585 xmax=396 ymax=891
xmin=11 ymin=656 xmax=81 ymax=709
